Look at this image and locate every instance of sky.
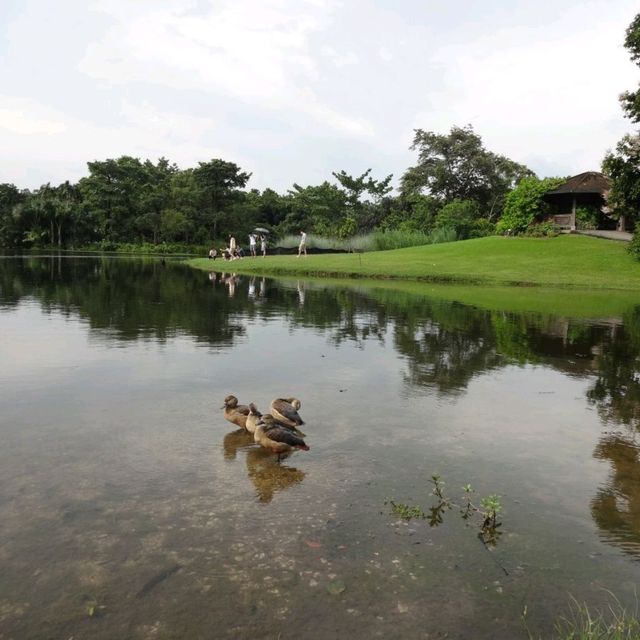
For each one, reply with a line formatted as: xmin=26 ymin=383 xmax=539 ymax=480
xmin=0 ymin=0 xmax=638 ymax=193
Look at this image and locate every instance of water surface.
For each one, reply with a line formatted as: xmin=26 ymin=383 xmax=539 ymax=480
xmin=1 ymin=256 xmax=640 ymax=639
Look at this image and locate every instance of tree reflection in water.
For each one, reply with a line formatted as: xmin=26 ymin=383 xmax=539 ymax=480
xmin=592 ymin=433 xmax=640 ymax=557
xmin=7 ymin=257 xmax=640 ymax=547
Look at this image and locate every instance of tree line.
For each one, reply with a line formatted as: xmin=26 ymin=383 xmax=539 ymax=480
xmin=0 ymin=125 xmax=541 ymax=250
xmin=1 ymin=10 xmax=639 ymax=252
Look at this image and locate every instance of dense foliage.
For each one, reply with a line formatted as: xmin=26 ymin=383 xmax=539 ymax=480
xmin=401 ymin=125 xmax=533 ymax=217
xmin=1 ymin=126 xmax=535 ymax=251
xmin=496 ymin=177 xmax=563 ymax=235
xmin=603 ymin=11 xmax=640 ymax=257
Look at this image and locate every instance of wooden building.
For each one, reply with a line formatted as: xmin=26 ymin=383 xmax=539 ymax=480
xmin=544 ymin=171 xmax=617 ymax=231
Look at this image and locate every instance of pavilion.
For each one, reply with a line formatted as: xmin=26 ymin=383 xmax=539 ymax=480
xmin=543 ymin=171 xmax=619 ymax=231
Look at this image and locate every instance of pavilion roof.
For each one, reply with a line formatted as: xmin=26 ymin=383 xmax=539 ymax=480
xmin=546 ymin=171 xmax=610 ymax=195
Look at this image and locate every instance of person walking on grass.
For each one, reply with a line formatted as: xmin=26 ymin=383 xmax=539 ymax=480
xmin=297 ymin=230 xmax=307 ymax=257
xmin=249 ymin=233 xmax=257 ymax=257
xmin=260 ymin=234 xmax=267 ymax=257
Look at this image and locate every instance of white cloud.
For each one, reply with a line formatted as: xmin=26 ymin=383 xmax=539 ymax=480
xmin=0 ymin=109 xmax=66 ymax=136
xmin=0 ymin=95 xmax=246 ymax=186
xmin=1 ymin=0 xmax=639 ymax=189
xmin=413 ymin=4 xmax=638 ymax=173
xmin=78 ymin=0 xmax=372 ymax=137
xmin=0 ymin=97 xmax=67 ymax=135
xmin=322 ymin=45 xmax=359 ymax=67
xmin=378 ymin=46 xmax=393 ymax=62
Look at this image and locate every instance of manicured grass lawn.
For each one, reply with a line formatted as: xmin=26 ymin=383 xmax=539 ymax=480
xmin=188 ymin=235 xmax=640 ymax=291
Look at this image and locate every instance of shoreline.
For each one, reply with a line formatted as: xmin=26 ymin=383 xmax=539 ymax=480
xmin=186 ymin=235 xmax=640 ymax=292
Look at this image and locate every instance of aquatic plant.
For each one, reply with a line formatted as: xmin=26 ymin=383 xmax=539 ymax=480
xmin=554 ymin=596 xmax=640 ymax=640
xmin=386 ymin=475 xmax=503 ymax=542
xmin=522 ymin=594 xmax=640 ymax=640
xmin=385 ymin=499 xmax=426 ymax=521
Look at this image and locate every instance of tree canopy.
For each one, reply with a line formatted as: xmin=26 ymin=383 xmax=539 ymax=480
xmin=603 ymin=11 xmax=640 ymax=231
xmin=0 ymin=124 xmax=543 ymax=250
xmin=401 ymin=125 xmax=533 ymax=216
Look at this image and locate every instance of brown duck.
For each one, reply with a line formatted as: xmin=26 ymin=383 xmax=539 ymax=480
xmin=221 ymin=395 xmax=250 ymax=430
xmin=245 ymin=402 xmax=262 ymax=435
xmin=254 ymin=414 xmax=310 ymax=460
xmin=270 ymin=397 xmax=305 ymax=430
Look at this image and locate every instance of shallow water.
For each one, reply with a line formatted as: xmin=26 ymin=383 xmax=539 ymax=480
xmin=2 ymin=256 xmax=640 ymax=639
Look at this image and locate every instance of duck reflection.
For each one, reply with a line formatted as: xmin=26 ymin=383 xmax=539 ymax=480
xmin=222 ymin=429 xmax=254 ymax=461
xmin=591 ymin=433 xmax=640 ymax=557
xmin=221 ymin=430 xmax=306 ymax=502
xmin=245 ymin=447 xmax=305 ymax=503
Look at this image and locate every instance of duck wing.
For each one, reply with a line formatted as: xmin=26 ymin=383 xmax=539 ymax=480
xmin=237 ymin=404 xmax=251 ymax=416
xmin=265 ymin=425 xmax=309 ymax=449
xmin=270 ymin=399 xmax=304 ymax=426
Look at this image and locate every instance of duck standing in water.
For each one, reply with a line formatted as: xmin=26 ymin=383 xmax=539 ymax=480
xmin=221 ymin=395 xmax=251 ymax=430
xmin=245 ymin=403 xmax=262 ymax=435
xmin=270 ymin=397 xmax=305 ymax=430
xmin=254 ymin=414 xmax=309 ymax=461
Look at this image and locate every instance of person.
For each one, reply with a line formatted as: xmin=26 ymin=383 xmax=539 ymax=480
xmin=249 ymin=233 xmax=257 ymax=257
xmin=260 ymin=234 xmax=267 ymax=257
xmin=208 ymin=247 xmax=217 ymax=260
xmin=229 ymin=235 xmax=237 ymax=258
xmin=297 ymin=230 xmax=307 ymax=257
xmin=221 ymin=247 xmax=232 ymax=261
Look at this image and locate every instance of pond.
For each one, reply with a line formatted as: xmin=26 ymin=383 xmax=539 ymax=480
xmin=1 ymin=255 xmax=640 ymax=639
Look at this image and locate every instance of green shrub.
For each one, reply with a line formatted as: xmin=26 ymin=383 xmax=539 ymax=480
xmin=274 ymin=229 xmax=456 ymax=252
xmin=429 ymin=227 xmax=458 ymax=244
xmin=85 ymin=241 xmax=208 ymax=255
xmin=468 ymin=219 xmax=496 ymax=238
xmin=524 ymin=221 xmax=561 ymax=237
xmin=435 ymin=199 xmax=480 ymax=239
xmin=497 ymin=176 xmax=563 ymax=235
xmin=372 ymin=230 xmax=432 ymax=251
xmin=628 ymin=223 xmax=640 ymax=260
xmin=575 ymin=205 xmax=600 ymax=230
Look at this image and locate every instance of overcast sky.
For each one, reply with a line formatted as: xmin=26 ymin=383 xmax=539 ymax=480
xmin=1 ymin=0 xmax=638 ymax=192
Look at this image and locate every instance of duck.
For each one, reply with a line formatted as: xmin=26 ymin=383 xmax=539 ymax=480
xmin=245 ymin=402 xmax=262 ymax=434
xmin=221 ymin=395 xmax=250 ymax=430
xmin=254 ymin=414 xmax=310 ymax=460
xmin=270 ymin=397 xmax=305 ymax=430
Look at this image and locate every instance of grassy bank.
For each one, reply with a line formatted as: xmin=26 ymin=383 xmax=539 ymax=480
xmin=188 ymin=235 xmax=640 ymax=291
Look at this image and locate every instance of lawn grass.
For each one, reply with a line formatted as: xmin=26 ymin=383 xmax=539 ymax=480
xmin=188 ymin=235 xmax=640 ymax=291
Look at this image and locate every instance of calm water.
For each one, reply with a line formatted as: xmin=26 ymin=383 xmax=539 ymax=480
xmin=2 ymin=256 xmax=640 ymax=639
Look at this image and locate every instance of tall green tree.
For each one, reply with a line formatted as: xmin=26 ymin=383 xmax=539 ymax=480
xmin=0 ymin=183 xmax=27 ymax=247
xmin=603 ymin=134 xmax=640 ymax=226
xmin=620 ymin=13 xmax=640 ymax=123
xmin=281 ymin=182 xmax=347 ymax=236
xmin=401 ymin=125 xmax=533 ymax=216
xmin=79 ymin=157 xmax=149 ymax=241
xmin=331 ymin=169 xmax=393 ymax=233
xmin=192 ymin=159 xmax=251 ymax=240
xmin=603 ymin=12 xmax=640 ymax=231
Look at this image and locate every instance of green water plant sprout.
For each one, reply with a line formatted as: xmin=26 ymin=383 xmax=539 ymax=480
xmin=386 ymin=474 xmax=503 ymax=542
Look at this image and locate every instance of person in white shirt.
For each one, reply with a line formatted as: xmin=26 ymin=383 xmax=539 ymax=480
xmin=297 ymin=230 xmax=307 ymax=257
xmin=249 ymin=233 xmax=257 ymax=257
